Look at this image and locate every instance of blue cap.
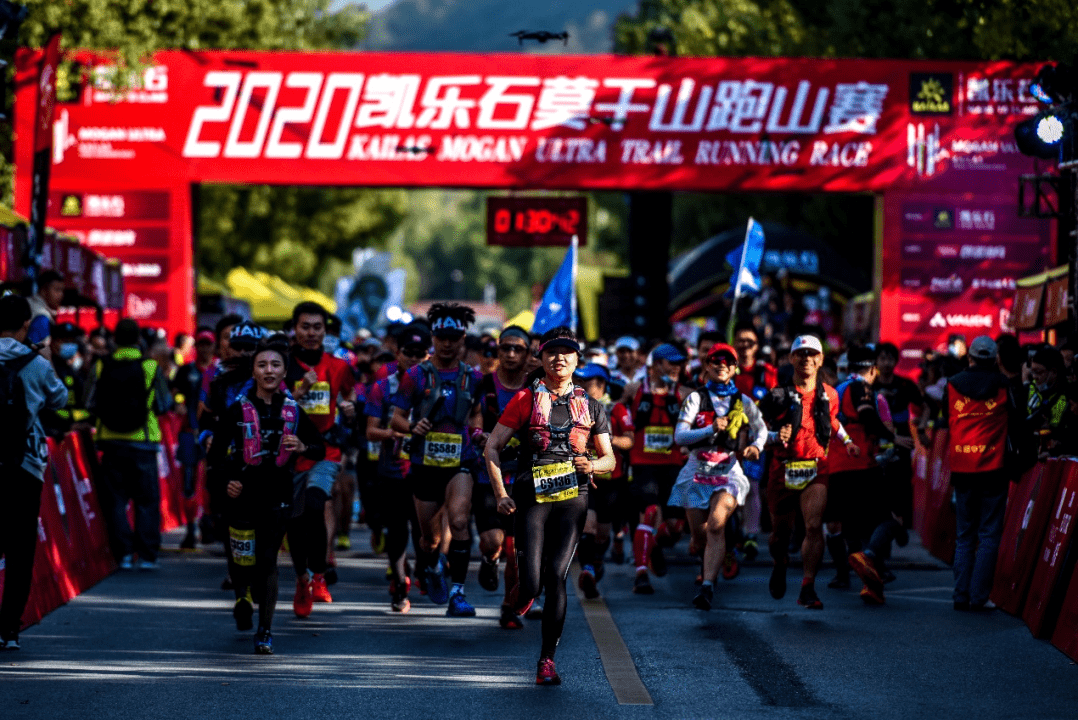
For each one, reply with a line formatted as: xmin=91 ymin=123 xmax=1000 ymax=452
xmin=651 ymin=343 xmax=686 ymax=364
xmin=574 ymin=363 xmax=610 ymax=382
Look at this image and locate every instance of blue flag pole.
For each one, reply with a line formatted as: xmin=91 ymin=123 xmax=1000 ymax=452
xmin=726 ymin=217 xmax=754 ymax=343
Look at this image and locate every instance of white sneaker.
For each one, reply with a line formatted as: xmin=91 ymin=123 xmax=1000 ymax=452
xmin=136 ymin=559 xmax=160 ymax=571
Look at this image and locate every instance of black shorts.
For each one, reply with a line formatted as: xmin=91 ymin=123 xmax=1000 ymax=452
xmin=410 ymin=463 xmax=476 ymax=504
xmin=825 ymin=467 xmax=890 ymax=534
xmin=631 ymin=465 xmax=681 ymax=512
xmin=588 ymin=477 xmax=619 ymax=524
xmin=472 ymin=482 xmax=509 ymax=534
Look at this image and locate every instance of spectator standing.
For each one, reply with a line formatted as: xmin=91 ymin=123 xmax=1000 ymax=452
xmin=41 ymin=322 xmax=89 ymax=439
xmin=0 ymin=295 xmax=67 ymax=650
xmin=27 ymin=270 xmax=65 ymax=359
xmin=943 ymin=335 xmax=1011 ymax=611
xmin=87 ymin=318 xmax=174 ymax=570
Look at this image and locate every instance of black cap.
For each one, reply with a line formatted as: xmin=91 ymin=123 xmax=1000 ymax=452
xmin=399 ymin=323 xmax=431 ymax=350
xmin=848 ymin=345 xmax=877 ymax=369
xmin=52 ymin=321 xmax=83 ymax=340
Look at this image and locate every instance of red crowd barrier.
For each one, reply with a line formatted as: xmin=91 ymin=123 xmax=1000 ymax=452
xmin=1 ymin=414 xmax=197 ymax=633
xmin=1022 ymin=460 xmax=1078 ymax=639
xmin=910 ymin=440 xmax=930 ymax=537
xmin=920 ymin=429 xmax=956 ymax=564
xmin=991 ymin=461 xmax=1066 ymax=615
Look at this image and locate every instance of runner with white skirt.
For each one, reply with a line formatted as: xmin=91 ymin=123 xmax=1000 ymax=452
xmin=669 ymin=343 xmax=767 ymax=611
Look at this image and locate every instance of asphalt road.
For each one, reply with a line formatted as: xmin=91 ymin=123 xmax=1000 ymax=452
xmin=2 ymin=529 xmax=1076 ymax=720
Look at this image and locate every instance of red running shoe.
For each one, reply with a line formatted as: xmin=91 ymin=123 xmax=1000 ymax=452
xmin=722 ymin=551 xmax=740 ymax=580
xmin=536 ymin=658 xmax=561 ymax=686
xmin=311 ymin=573 xmax=333 ymax=603
xmin=294 ymin=577 xmax=313 ymax=618
xmin=797 ymin=583 xmax=824 ymax=610
xmin=499 ymin=604 xmax=524 ymax=629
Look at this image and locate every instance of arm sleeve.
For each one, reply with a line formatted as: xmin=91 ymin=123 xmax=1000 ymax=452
xmin=674 ymin=392 xmax=713 ymax=446
xmin=744 ymin=395 xmax=768 ymax=450
xmin=297 ymin=409 xmax=327 ymax=461
xmin=498 ymin=389 xmax=532 ymax=431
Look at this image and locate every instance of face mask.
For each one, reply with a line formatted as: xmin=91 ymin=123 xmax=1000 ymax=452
xmin=948 ymin=343 xmax=963 ymax=357
xmin=323 ymin=336 xmax=341 ymax=354
xmin=59 ymin=343 xmax=79 ymax=360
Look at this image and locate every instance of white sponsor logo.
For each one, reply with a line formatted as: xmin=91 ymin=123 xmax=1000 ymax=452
xmin=181 ymin=70 xmax=890 ymax=161
xmin=971 ymin=278 xmax=1015 ymax=291
xmin=937 ymin=245 xmax=959 ymax=258
xmin=960 ymin=245 xmax=1005 ymax=259
xmin=901 ymin=312 xmax=921 ymax=323
xmin=930 ymin=276 xmax=963 ymax=293
xmin=964 ymin=76 xmax=1041 ymax=116
xmin=85 ymin=230 xmax=136 ymax=248
xmin=901 ymin=349 xmax=923 ymax=360
xmin=122 ymin=262 xmax=163 ymax=279
xmin=956 ymin=209 xmax=996 ymax=231
xmin=126 ymin=293 xmax=159 ymax=320
xmin=929 ymin=312 xmax=992 ymax=329
xmin=91 ymin=65 xmax=169 ymax=104
xmin=83 ymin=195 xmax=125 ymax=218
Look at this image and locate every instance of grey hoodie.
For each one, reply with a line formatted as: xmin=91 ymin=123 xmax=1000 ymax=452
xmin=0 ymin=337 xmax=68 ymax=480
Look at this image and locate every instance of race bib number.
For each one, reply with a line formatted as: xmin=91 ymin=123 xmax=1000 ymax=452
xmin=400 ymin=437 xmax=413 ymax=461
xmin=784 ymin=459 xmax=818 ymax=490
xmin=423 ymin=432 xmax=463 ymax=467
xmin=533 ymin=461 xmax=579 ymax=503
xmin=643 ymin=426 xmax=674 ymax=454
xmin=229 ymin=527 xmax=256 ymax=566
xmin=366 ymin=440 xmax=381 ymax=463
xmin=297 ymin=381 xmax=331 ymax=415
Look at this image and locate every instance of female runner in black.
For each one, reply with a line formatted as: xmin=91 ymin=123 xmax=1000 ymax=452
xmin=484 ymin=326 xmax=615 ymax=685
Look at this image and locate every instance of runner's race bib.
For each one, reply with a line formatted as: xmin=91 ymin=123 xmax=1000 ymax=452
xmin=229 ymin=527 xmax=256 ymax=566
xmin=643 ymin=426 xmax=674 ymax=454
xmin=784 ymin=459 xmax=818 ymax=490
xmin=400 ymin=436 xmax=413 ymax=461
xmin=366 ymin=440 xmax=381 ymax=463
xmin=298 ymin=381 xmax=331 ymax=415
xmin=694 ymin=450 xmax=733 ymax=486
xmin=423 ymin=432 xmax=463 ymax=467
xmin=533 ymin=461 xmax=579 ymax=503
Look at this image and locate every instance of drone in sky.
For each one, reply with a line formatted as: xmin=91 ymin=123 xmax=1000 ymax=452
xmin=510 ymin=30 xmax=570 ymax=46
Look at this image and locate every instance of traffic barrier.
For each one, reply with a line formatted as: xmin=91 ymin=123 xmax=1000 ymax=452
xmin=53 ymin=433 xmax=117 ymax=590
xmin=1022 ymin=460 xmax=1078 ymax=639
xmin=156 ymin=413 xmax=188 ymax=532
xmin=920 ymin=429 xmax=956 ymax=564
xmin=1050 ymin=551 xmax=1078 ymax=662
xmin=992 ymin=461 xmax=1066 ymax=615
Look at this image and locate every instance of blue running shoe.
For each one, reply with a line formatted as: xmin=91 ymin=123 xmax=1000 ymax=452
xmin=426 ymin=560 xmax=450 ymax=605
xmin=254 ymin=627 xmax=273 ymax=655
xmin=446 ymin=592 xmax=476 ymax=617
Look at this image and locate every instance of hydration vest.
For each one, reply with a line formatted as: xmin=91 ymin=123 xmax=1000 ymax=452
xmin=528 ymin=380 xmax=593 ymax=457
xmin=833 ymin=377 xmax=879 ymax=470
xmin=239 ymin=395 xmax=300 ymax=467
xmin=416 ymin=361 xmax=476 ymax=426
xmin=764 ymin=383 xmax=832 ymax=450
xmin=633 ymin=387 xmax=682 ymax=432
xmin=689 ymin=389 xmax=748 ymax=452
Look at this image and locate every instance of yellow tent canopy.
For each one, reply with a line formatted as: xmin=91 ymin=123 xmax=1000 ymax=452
xmin=224 ymin=268 xmax=337 ymax=324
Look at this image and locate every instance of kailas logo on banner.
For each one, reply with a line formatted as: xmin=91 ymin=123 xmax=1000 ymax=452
xmin=910 ymin=73 xmax=953 ymax=115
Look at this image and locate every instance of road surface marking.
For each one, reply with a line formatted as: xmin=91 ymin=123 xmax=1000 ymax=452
xmin=571 ymin=563 xmax=653 ymax=706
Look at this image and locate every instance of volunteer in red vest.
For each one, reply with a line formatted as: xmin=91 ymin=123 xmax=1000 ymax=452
xmin=943 ymin=335 xmax=1012 ymax=612
xmin=732 ymin=321 xmax=778 ymax=561
xmin=285 ymin=302 xmax=357 ymax=618
xmin=760 ymin=334 xmax=859 ymax=610
xmin=669 ymin=343 xmax=767 ymax=611
xmin=484 ymin=326 xmax=615 ymax=686
xmin=391 ymin=303 xmax=484 ymax=618
xmin=825 ymin=345 xmax=904 ymax=605
xmin=624 ymin=342 xmax=693 ymax=595
xmin=220 ymin=336 xmax=325 ymax=653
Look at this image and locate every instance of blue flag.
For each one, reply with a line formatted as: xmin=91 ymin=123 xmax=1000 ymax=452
xmin=532 ymin=237 xmax=578 ymax=335
xmin=724 ymin=218 xmax=765 ymax=298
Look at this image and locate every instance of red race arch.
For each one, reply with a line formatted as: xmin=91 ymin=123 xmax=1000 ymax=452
xmin=14 ymin=50 xmax=1054 ymax=364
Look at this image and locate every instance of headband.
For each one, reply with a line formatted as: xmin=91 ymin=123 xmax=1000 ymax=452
xmin=500 ymin=327 xmax=530 ymax=344
xmin=430 ymin=316 xmax=466 ymax=334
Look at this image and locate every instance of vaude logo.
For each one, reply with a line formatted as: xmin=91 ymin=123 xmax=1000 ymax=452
xmin=929 ymin=312 xmax=992 ymax=329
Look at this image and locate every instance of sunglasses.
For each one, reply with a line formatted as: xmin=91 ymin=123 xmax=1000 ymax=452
xmin=707 ymin=356 xmax=734 ymax=366
xmin=434 ymin=332 xmax=465 ymax=342
xmin=401 ymin=347 xmax=428 ymax=358
xmin=499 ymin=343 xmax=527 ymax=355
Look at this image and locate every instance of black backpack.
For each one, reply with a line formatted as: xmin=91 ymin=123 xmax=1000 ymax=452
xmin=93 ymin=356 xmax=151 ymax=434
xmin=0 ymin=352 xmax=37 ymax=469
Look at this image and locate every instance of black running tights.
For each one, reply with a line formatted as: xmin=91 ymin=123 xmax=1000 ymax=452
xmin=515 ymin=492 xmax=588 ymax=659
xmin=226 ymin=518 xmax=287 ymax=630
xmin=289 ymin=487 xmax=329 ymax=576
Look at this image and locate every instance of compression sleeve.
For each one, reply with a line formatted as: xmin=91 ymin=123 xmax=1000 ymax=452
xmin=674 ymin=392 xmax=715 ymax=446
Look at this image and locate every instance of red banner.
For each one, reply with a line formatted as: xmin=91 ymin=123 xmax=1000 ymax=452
xmin=13 ymin=50 xmax=1055 ymax=339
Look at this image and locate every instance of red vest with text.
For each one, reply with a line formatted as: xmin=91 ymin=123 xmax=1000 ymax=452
xmin=947 ymin=384 xmax=1008 ymax=473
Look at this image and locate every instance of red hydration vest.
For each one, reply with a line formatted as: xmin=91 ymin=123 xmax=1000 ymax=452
xmin=830 ymin=378 xmax=878 ymax=473
xmin=528 ymin=381 xmax=593 ymax=457
xmin=629 ymin=384 xmax=685 ymax=465
xmin=947 ymin=385 xmax=1008 ymax=473
xmin=239 ymin=395 xmax=300 ymax=467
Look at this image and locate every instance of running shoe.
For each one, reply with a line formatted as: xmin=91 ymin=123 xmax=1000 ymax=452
xmin=526 ymin=601 xmax=544 ymax=620
xmin=254 ymin=627 xmax=273 ymax=655
xmin=446 ymin=592 xmax=477 ymax=617
xmin=478 ymin=555 xmax=500 ymax=592
xmin=1 ymin=637 xmax=20 ymax=651
xmin=611 ymin=536 xmax=625 ymax=565
xmin=500 ymin=604 xmax=524 ymax=629
xmin=859 ymin=584 xmax=885 ymax=606
xmin=536 ymin=658 xmax=561 ymax=686
xmin=335 ymin=534 xmax=351 ymax=551
xmin=742 ymin=537 xmax=759 ymax=562
xmin=180 ymin=526 xmax=197 ymax=550
xmin=234 ymin=591 xmax=254 ymax=631
xmin=632 ymin=572 xmax=654 ymax=595
xmin=769 ymin=560 xmax=788 ymax=599
xmin=426 ymin=560 xmax=450 ymax=605
xmin=311 ymin=573 xmax=333 ymax=603
xmin=294 ymin=577 xmax=313 ymax=618
xmin=136 ymin=558 xmax=159 ymax=571
xmin=827 ymin=573 xmax=851 ymax=590
xmin=324 ymin=566 xmax=338 ymax=586
xmin=692 ymin=584 xmax=714 ymax=611
xmin=969 ymin=600 xmax=998 ymax=613
xmin=390 ymin=577 xmax=412 ymax=613
xmin=649 ymin=544 xmax=668 ymax=577
xmin=722 ymin=551 xmax=740 ymax=580
xmin=578 ymin=566 xmax=599 ymax=599
xmin=797 ymin=583 xmax=824 ymax=610
xmin=848 ymin=552 xmax=883 ymax=588
xmin=119 ymin=554 xmax=134 ymax=571
xmin=370 ymin=529 xmax=386 ymax=554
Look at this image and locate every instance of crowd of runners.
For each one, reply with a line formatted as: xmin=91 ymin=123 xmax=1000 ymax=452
xmin=11 ymin=270 xmax=1077 ymax=682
